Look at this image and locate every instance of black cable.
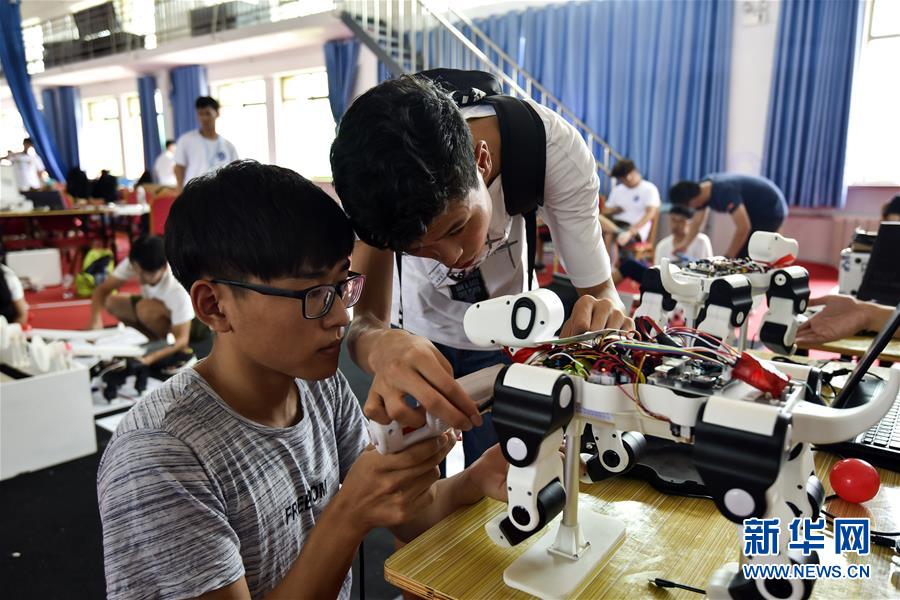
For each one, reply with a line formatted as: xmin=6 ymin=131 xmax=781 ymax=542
xmin=649 ymin=578 xmax=706 ymax=595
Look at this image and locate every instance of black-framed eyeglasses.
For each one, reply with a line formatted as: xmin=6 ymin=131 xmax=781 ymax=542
xmin=212 ymin=272 xmax=366 ymax=320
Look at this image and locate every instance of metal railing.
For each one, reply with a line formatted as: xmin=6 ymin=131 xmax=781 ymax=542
xmin=336 ymin=0 xmax=621 ymax=181
xmin=23 ymin=0 xmax=335 ymax=75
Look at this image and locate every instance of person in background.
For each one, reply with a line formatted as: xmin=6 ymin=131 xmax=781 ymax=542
xmin=797 ymin=295 xmax=900 ymax=344
xmin=174 ymin=97 xmax=239 ymax=193
xmin=653 ymin=205 xmax=713 ymax=264
xmin=615 ymin=205 xmax=714 ymax=285
xmin=92 ymin=169 xmax=119 ymax=203
xmin=7 ymin=138 xmax=47 ymax=192
xmin=87 ymin=235 xmax=197 ymax=367
xmin=153 ymin=140 xmax=177 ymax=187
xmin=0 ymin=249 xmax=28 ymax=325
xmin=669 ymin=173 xmax=788 ymax=258
xmin=603 ymin=158 xmax=660 ymax=248
xmin=881 ymin=195 xmax=900 ymax=222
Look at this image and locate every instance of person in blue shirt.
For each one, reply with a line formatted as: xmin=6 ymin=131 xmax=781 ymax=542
xmin=669 ymin=173 xmax=788 ymax=258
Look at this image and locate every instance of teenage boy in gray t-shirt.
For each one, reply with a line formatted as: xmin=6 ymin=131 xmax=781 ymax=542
xmin=97 ymin=161 xmax=509 ymax=600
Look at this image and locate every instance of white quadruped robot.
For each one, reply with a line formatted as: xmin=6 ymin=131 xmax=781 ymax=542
xmin=368 ymin=281 xmax=900 ymax=600
xmin=635 ymin=232 xmax=810 ymax=355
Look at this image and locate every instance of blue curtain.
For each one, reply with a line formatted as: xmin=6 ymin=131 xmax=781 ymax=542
xmin=762 ymin=0 xmax=862 ymax=209
xmin=41 ymin=87 xmax=81 ymax=174
xmin=324 ymin=38 xmax=360 ymax=123
xmin=377 ymin=60 xmax=393 ymax=83
xmin=0 ymin=0 xmax=66 ymax=181
xmin=169 ymin=65 xmax=209 ymax=138
xmin=138 ymin=75 xmax=163 ymax=173
xmin=420 ymin=0 xmax=733 ymax=194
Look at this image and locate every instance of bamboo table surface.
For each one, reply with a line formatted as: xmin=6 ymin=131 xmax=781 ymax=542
xmin=385 ymin=451 xmax=899 ymax=599
xmin=798 ymin=336 xmax=900 ymax=364
xmin=0 ymin=207 xmax=116 ymax=218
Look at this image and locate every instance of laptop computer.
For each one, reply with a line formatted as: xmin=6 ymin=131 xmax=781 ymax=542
xmin=856 ymin=221 xmax=900 ymax=306
xmin=23 ymin=190 xmax=66 ymax=211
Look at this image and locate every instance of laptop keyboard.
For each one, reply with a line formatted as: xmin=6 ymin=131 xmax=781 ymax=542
xmin=859 ymin=395 xmax=899 ymax=450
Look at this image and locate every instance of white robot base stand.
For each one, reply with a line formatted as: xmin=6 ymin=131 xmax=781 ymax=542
xmin=504 ymin=509 xmax=624 ymax=599
xmin=501 ymin=420 xmax=626 ymax=599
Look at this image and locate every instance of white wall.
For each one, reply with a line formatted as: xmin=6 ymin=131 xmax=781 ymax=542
xmin=706 ymin=0 xmax=781 ymax=256
xmin=708 ymin=1 xmax=897 ymax=266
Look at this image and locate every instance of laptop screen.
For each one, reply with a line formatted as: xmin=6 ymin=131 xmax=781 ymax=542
xmin=856 ymin=221 xmax=900 ymax=306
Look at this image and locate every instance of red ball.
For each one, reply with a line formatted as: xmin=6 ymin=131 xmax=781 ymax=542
xmin=829 ymin=458 xmax=880 ymax=503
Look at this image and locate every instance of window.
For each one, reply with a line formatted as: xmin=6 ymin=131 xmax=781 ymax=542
xmin=278 ymin=69 xmax=334 ymax=179
xmin=121 ymin=95 xmax=146 ymax=180
xmin=844 ymin=0 xmax=900 ymax=185
xmin=80 ymin=96 xmax=123 ymax=178
xmin=213 ymin=78 xmax=269 ymax=163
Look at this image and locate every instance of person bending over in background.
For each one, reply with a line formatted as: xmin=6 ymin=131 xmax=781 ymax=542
xmin=98 ymin=161 xmax=508 ymax=600
xmin=603 ymin=158 xmax=660 ymax=249
xmin=174 ymin=96 xmax=239 ymax=193
xmin=669 ymin=173 xmax=788 ymax=258
xmin=87 ymin=235 xmax=197 ymax=366
xmin=797 ymin=295 xmax=900 ymax=345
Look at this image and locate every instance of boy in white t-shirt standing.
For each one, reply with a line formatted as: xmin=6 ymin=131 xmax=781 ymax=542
xmin=7 ymin=138 xmax=47 ymax=191
xmin=173 ymin=96 xmax=239 ymax=193
xmin=87 ymin=235 xmax=198 ymax=366
xmin=603 ymin=158 xmax=660 ymax=247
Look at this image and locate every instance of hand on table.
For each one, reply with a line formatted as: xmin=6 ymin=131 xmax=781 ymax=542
xmin=560 ymin=295 xmax=634 ymax=338
xmin=365 ymin=329 xmax=482 ymax=431
xmin=796 ymin=295 xmax=869 ymax=345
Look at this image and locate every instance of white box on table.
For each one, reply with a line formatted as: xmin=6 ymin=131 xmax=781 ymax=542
xmin=6 ymin=248 xmax=63 ymax=287
xmin=1 ymin=362 xmax=97 ymax=480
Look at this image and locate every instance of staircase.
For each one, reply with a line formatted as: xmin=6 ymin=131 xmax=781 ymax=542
xmin=335 ymin=0 xmax=622 ymax=187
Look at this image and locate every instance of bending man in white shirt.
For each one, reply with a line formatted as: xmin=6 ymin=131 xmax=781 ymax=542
xmin=173 ymin=96 xmax=239 ymax=193
xmin=87 ymin=235 xmax=199 ymax=366
xmin=331 ymin=75 xmax=631 ymax=465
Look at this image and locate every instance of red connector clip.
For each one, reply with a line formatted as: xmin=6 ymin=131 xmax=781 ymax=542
xmin=732 ymin=352 xmax=789 ymax=397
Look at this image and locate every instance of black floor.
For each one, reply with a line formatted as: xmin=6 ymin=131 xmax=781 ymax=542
xmin=0 ymin=345 xmax=400 ymax=599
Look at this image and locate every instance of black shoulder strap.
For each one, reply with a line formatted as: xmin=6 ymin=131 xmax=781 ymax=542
xmin=485 ymin=96 xmax=546 ymax=291
xmin=395 ymin=251 xmax=403 ymax=328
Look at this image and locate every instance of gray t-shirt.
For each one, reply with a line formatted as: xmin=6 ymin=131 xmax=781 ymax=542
xmin=97 ymin=368 xmax=367 ymax=600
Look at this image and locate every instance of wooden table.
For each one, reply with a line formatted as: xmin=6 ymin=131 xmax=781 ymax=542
xmin=0 ymin=207 xmax=115 ymax=218
xmin=798 ymin=336 xmax=900 ymax=364
xmin=386 ymin=446 xmax=899 ymax=599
